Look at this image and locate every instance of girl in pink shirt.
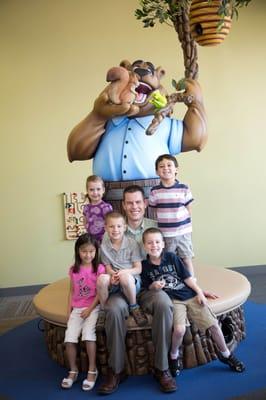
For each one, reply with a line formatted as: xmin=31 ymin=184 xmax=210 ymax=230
xmin=61 ymin=233 xmax=105 ymax=391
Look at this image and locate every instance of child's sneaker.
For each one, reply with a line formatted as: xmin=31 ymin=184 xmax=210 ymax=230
xmin=169 ymin=357 xmax=182 ymax=377
xmin=218 ymin=353 xmax=245 ymax=372
xmin=130 ymin=305 xmax=148 ymax=327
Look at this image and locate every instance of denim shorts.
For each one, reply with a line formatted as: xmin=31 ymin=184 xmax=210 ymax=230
xmin=109 ymin=275 xmax=141 ymax=295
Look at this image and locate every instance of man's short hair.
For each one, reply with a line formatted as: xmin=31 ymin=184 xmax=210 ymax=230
xmin=122 ymin=185 xmax=145 ymax=201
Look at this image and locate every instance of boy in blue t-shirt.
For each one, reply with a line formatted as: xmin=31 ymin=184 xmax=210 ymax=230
xmin=141 ymin=227 xmax=245 ymax=383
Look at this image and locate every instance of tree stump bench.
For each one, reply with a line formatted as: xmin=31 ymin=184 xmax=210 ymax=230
xmin=33 ymin=265 xmax=250 ymax=375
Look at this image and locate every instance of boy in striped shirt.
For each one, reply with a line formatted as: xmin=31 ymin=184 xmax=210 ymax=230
xmin=149 ymin=154 xmax=195 ymax=276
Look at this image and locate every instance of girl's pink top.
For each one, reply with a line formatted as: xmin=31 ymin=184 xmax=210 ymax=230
xmin=69 ymin=263 xmax=105 ymax=308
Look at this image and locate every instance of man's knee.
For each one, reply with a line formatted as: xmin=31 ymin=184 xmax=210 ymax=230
xmin=152 ymin=291 xmax=173 ymax=313
xmin=139 ymin=290 xmax=173 ymax=317
xmin=105 ymin=295 xmax=129 ymax=320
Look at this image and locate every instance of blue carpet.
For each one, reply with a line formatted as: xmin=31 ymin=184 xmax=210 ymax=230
xmin=0 ymin=301 xmax=265 ymax=400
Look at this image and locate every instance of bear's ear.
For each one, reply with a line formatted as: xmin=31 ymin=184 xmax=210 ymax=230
xmin=156 ymin=66 xmax=166 ymax=79
xmin=120 ymin=59 xmax=132 ymax=71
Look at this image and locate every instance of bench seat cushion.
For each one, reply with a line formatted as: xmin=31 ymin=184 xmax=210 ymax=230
xmin=33 ymin=265 xmax=251 ymax=327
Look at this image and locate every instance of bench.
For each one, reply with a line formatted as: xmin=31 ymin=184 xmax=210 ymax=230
xmin=33 ymin=265 xmax=251 ymax=375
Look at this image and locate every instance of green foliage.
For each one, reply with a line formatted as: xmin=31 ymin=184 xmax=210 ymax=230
xmin=135 ymin=0 xmax=252 ymax=28
xmin=221 ymin=0 xmax=252 ymax=20
xmin=135 ymin=0 xmax=188 ymax=27
xmin=172 ymin=78 xmax=178 ymax=89
xmin=172 ymin=78 xmax=186 ymax=91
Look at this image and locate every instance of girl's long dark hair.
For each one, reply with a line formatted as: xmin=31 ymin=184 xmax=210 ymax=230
xmin=72 ymin=233 xmax=99 ymax=274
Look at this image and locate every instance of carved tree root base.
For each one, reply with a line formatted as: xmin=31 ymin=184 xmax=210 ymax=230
xmin=42 ymin=306 xmax=245 ymax=375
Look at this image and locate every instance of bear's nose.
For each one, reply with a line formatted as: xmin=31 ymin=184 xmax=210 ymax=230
xmin=133 ymin=67 xmax=151 ymax=77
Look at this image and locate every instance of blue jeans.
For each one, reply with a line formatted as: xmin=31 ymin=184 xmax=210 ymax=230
xmin=109 ymin=275 xmax=141 ymax=295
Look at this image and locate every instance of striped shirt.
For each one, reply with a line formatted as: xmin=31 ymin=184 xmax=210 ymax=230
xmin=149 ymin=181 xmax=193 ymax=237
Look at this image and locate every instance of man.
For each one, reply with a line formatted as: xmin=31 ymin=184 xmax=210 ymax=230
xmin=98 ymin=185 xmax=177 ymax=394
xmin=123 ymin=185 xmax=157 ymax=257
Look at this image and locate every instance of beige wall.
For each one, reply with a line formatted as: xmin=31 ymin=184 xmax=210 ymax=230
xmin=1 ymin=0 xmax=265 ymax=288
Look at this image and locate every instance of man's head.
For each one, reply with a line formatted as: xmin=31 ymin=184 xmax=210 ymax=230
xmin=104 ymin=211 xmax=126 ymax=242
xmin=122 ymin=185 xmax=147 ymax=226
xmin=142 ymin=227 xmax=165 ymax=259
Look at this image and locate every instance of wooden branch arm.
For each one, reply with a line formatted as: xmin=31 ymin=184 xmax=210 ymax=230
xmin=146 ymin=81 xmax=207 ymax=152
xmin=146 ymin=92 xmax=194 ymax=136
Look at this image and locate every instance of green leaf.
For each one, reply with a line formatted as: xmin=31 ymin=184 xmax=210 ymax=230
xmin=177 ymin=78 xmax=186 ymax=91
xmin=172 ymin=79 xmax=177 ymax=89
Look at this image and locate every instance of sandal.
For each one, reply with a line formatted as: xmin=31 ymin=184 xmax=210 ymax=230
xmin=61 ymin=370 xmax=78 ymax=389
xmin=82 ymin=369 xmax=98 ymax=391
xmin=219 ymin=353 xmax=245 ymax=373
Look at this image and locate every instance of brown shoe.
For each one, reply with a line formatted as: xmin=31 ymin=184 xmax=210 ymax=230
xmin=98 ymin=368 xmax=127 ymax=395
xmin=153 ymin=368 xmax=177 ymax=393
xmin=130 ymin=305 xmax=148 ymax=327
